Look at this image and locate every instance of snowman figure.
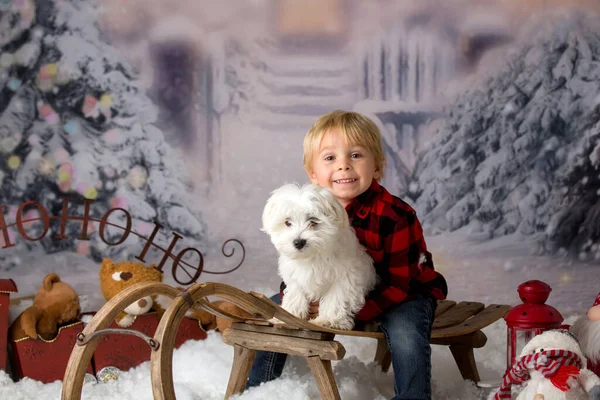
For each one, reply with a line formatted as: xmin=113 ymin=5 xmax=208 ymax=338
xmin=494 ymin=329 xmax=600 ymax=400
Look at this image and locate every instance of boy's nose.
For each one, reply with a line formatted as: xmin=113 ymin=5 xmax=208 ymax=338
xmin=337 ymin=160 xmax=351 ymax=170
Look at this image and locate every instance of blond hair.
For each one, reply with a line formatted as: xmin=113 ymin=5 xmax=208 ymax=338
xmin=303 ymin=110 xmax=386 ymax=179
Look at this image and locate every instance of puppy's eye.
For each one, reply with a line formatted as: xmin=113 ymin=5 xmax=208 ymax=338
xmin=285 ymin=220 xmax=292 ymax=227
xmin=308 ymin=221 xmax=318 ymax=228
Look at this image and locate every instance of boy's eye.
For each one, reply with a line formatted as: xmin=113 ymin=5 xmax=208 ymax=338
xmin=351 ymin=153 xmax=362 ymax=159
xmin=285 ymin=220 xmax=292 ymax=227
xmin=324 ymin=155 xmax=334 ymax=161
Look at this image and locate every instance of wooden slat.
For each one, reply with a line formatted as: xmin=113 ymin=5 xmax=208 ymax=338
xmin=435 ymin=300 xmax=457 ymax=317
xmin=188 ymin=283 xmax=277 ymax=320
xmin=432 ymin=304 xmax=511 ymax=339
xmin=431 ymin=330 xmax=488 ymax=347
xmin=196 ymin=299 xmax=263 ymax=323
xmin=432 ymin=301 xmax=485 ymax=329
xmin=231 ymin=322 xmax=335 ymax=340
xmin=222 ymin=329 xmax=346 ymax=361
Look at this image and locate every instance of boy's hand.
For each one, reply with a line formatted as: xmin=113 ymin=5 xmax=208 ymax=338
xmin=308 ymin=301 xmax=320 ymax=319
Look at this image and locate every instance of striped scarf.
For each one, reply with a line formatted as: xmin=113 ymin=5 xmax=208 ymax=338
xmin=494 ymin=350 xmax=583 ymax=399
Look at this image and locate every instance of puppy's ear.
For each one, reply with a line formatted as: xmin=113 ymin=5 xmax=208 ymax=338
xmin=261 ymin=196 xmax=276 ymax=234
xmin=262 ymin=186 xmax=286 ymax=234
xmin=316 ymin=186 xmax=349 ymax=229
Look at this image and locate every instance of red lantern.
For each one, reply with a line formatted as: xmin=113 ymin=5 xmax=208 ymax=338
xmin=504 ymin=280 xmax=564 ymax=371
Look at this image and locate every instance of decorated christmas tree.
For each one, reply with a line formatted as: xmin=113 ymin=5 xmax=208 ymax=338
xmin=0 ymin=0 xmax=205 ymax=269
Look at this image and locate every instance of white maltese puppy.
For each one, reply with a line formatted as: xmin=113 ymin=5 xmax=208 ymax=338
xmin=261 ymin=183 xmax=376 ymax=330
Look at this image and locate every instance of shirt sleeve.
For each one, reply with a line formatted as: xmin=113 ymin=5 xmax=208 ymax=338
xmin=355 ymin=211 xmax=425 ymax=321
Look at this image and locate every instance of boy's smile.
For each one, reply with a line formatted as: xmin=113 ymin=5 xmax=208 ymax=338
xmin=309 ymin=128 xmax=380 ymax=207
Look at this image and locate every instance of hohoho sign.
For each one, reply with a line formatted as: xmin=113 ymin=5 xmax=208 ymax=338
xmin=0 ymin=197 xmax=244 ymax=285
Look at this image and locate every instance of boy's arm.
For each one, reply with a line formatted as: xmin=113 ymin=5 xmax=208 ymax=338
xmin=355 ymin=211 xmax=427 ymax=321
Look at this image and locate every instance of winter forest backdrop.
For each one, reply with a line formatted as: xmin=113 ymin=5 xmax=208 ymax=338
xmin=1 ymin=0 xmax=600 ymax=321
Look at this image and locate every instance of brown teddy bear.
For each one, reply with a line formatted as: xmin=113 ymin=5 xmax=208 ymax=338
xmin=9 ymin=273 xmax=80 ymax=341
xmin=99 ymin=258 xmax=164 ymax=327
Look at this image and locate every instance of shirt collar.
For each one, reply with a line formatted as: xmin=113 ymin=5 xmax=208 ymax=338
xmin=345 ymin=179 xmax=381 ymax=219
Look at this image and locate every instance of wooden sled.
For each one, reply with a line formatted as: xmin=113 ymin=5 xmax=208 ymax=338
xmin=61 ymin=282 xmax=510 ymax=400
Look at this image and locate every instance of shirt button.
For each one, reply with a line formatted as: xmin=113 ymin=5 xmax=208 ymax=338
xmin=359 ymin=209 xmax=366 ymax=216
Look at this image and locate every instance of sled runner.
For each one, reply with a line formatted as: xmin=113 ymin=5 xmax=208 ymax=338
xmin=61 ymin=282 xmax=510 ymax=400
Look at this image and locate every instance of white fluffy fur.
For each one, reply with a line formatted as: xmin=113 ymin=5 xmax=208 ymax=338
xmin=571 ymin=317 xmax=600 ymax=364
xmin=515 ymin=330 xmax=600 ymax=400
xmin=261 ymin=183 xmax=376 ymax=330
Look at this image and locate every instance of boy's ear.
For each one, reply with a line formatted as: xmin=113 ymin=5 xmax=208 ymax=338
xmin=374 ymin=169 xmax=381 ymax=180
xmin=307 ymin=168 xmax=318 ymax=184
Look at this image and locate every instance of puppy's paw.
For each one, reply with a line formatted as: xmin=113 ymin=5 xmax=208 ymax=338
xmin=282 ymin=304 xmax=309 ymax=320
xmin=268 ymin=317 xmax=285 ymax=326
xmin=309 ymin=316 xmax=354 ymax=330
xmin=328 ymin=317 xmax=355 ymax=331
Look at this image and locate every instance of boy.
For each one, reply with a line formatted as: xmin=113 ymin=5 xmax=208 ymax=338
xmin=247 ymin=110 xmax=448 ymax=400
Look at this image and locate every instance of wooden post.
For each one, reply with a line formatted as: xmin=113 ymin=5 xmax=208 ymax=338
xmin=373 ymin=337 xmax=392 ymax=373
xmin=224 ymin=345 xmax=257 ymax=399
xmin=306 ymin=356 xmax=341 ymax=400
xmin=449 ymin=345 xmax=481 ymax=382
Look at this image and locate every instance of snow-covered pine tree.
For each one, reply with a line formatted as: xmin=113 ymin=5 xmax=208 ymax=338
xmin=0 ymin=0 xmax=205 ymax=269
xmin=547 ymin=120 xmax=600 ymax=260
xmin=411 ymin=12 xmax=600 ymax=260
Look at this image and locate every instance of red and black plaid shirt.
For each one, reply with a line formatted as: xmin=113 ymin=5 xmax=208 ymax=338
xmin=279 ymin=180 xmax=447 ymax=322
xmin=345 ymin=180 xmax=447 ymax=321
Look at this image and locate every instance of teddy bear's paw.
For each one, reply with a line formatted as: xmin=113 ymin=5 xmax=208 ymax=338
xmin=116 ymin=314 xmax=135 ymax=327
xmin=123 ymin=296 xmax=153 ymax=316
xmin=23 ymin=326 xmax=38 ymax=340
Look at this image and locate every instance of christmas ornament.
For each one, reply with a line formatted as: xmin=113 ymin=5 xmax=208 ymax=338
xmin=7 ymin=155 xmax=21 ymax=169
xmin=82 ymin=95 xmax=99 ymax=118
xmin=7 ymin=78 xmax=21 ymax=91
xmin=127 ymin=165 xmax=148 ymax=189
xmin=96 ymin=366 xmax=121 ymax=383
xmin=63 ymin=121 xmax=78 ymax=135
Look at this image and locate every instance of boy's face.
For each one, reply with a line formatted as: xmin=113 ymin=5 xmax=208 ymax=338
xmin=309 ymin=128 xmax=380 ymax=207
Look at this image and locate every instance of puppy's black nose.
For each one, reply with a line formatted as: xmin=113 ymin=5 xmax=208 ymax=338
xmin=293 ymin=239 xmax=307 ymax=250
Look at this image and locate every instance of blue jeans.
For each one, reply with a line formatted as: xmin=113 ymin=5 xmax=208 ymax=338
xmin=246 ymin=293 xmax=437 ymax=400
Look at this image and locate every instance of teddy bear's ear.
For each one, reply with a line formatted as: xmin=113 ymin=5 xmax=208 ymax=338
xmin=101 ymin=258 xmax=116 ymax=272
xmin=42 ymin=273 xmax=61 ymax=292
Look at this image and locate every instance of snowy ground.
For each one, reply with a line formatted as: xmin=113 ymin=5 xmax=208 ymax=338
xmin=0 ymin=313 xmax=584 ymax=400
